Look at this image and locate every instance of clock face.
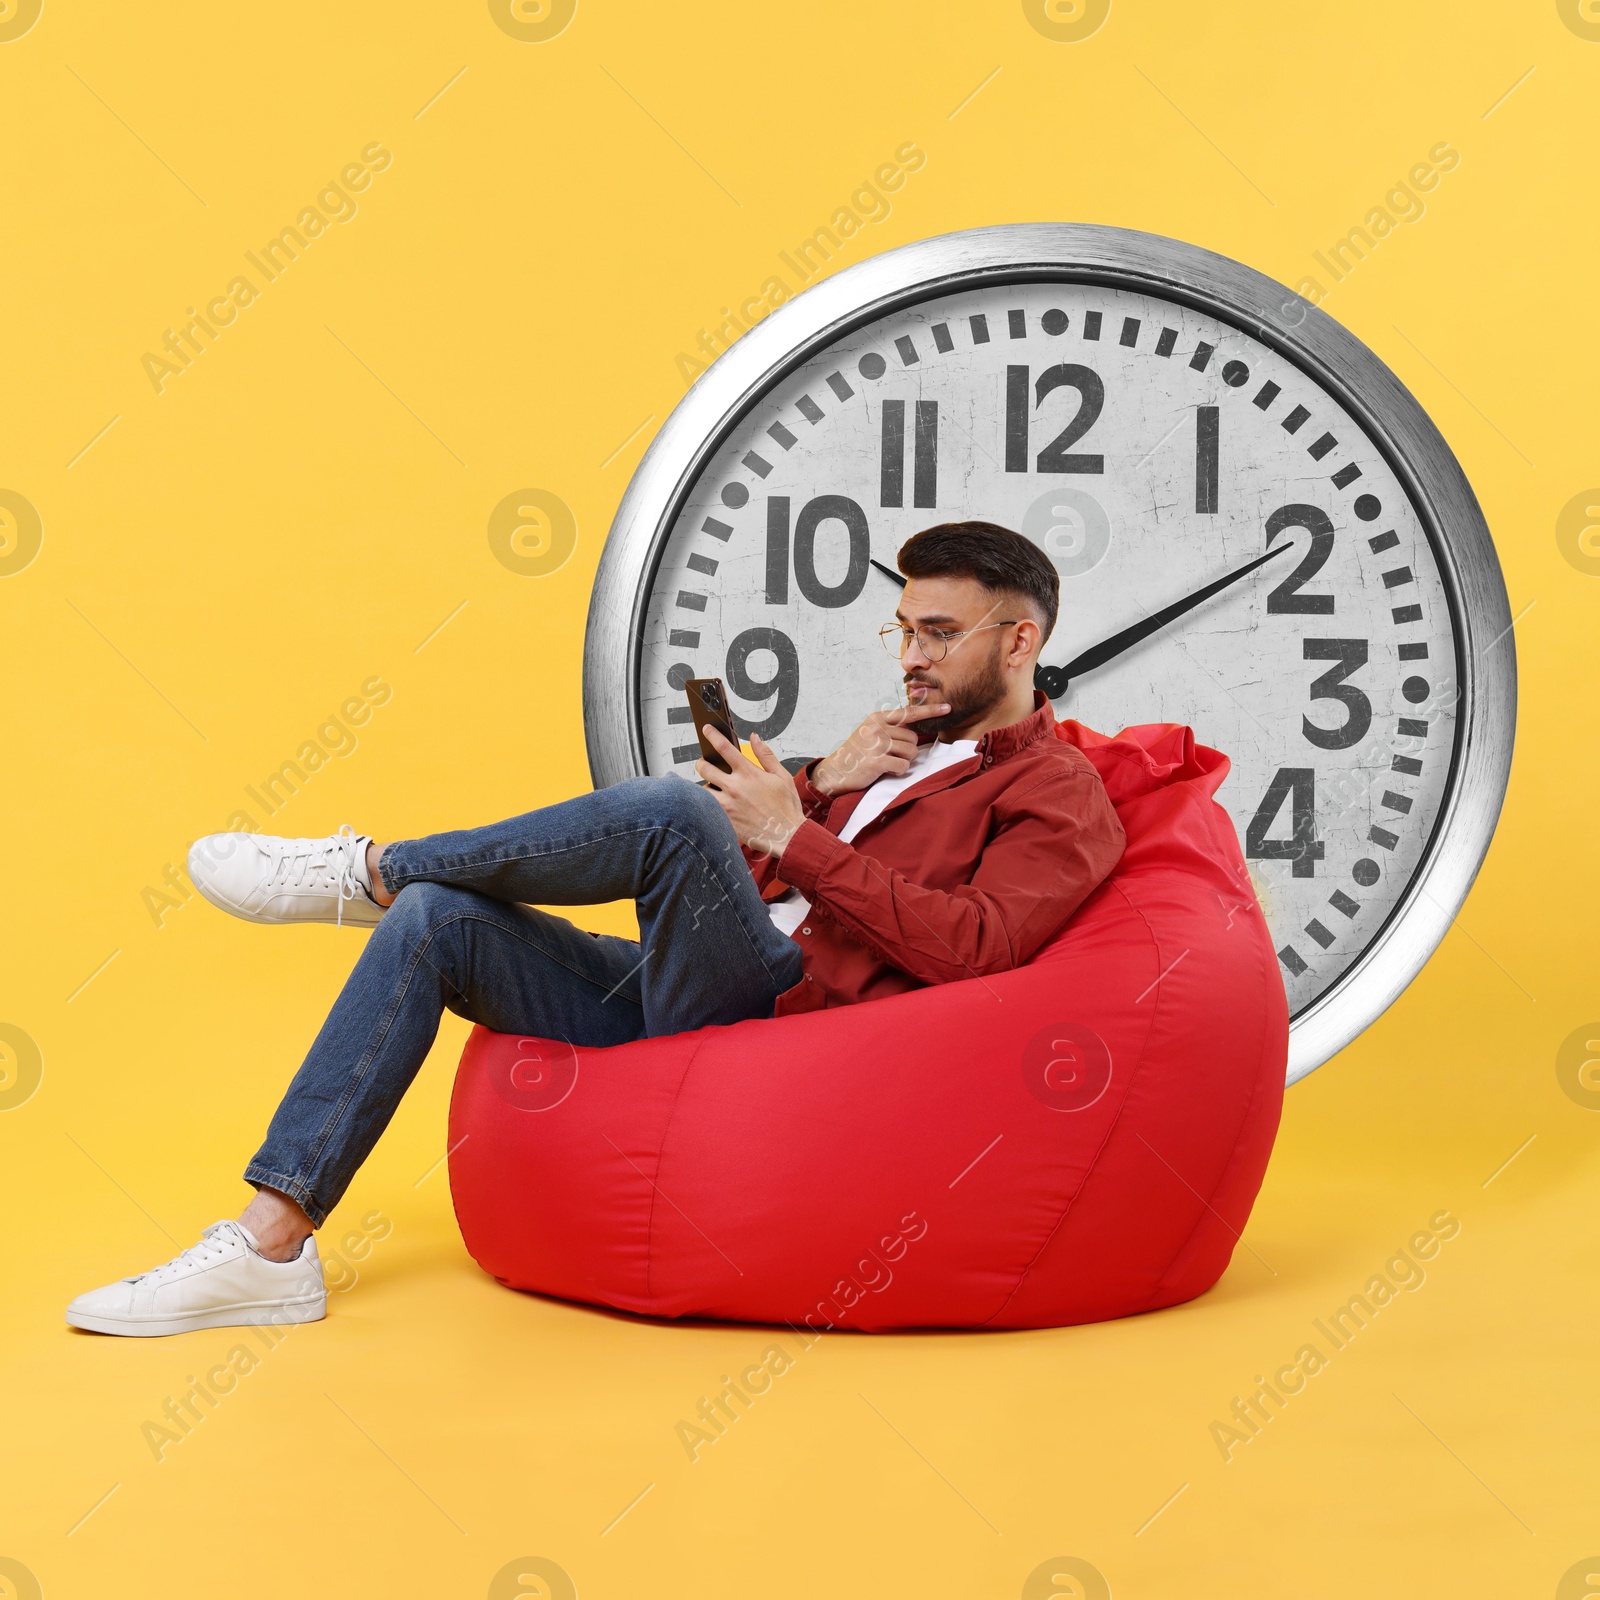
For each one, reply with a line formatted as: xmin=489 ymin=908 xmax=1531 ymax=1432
xmin=635 ymin=280 xmax=1459 ymax=1018
xmin=589 ymin=226 xmax=1514 ymax=1080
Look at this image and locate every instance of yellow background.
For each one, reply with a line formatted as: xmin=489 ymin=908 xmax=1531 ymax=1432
xmin=2 ymin=1 xmax=1595 ymax=1595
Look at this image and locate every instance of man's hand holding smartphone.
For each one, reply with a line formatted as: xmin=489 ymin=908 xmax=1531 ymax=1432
xmin=695 ymin=723 xmax=804 ymax=857
xmin=686 ymin=678 xmax=804 ymax=857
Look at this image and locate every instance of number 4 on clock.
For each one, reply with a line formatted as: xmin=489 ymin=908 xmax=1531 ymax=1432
xmin=1245 ymin=766 xmax=1325 ymax=878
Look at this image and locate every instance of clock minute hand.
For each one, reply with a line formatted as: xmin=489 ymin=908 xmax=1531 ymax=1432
xmin=1038 ymin=543 xmax=1291 ymax=696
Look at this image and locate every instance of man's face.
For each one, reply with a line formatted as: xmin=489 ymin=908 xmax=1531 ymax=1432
xmin=895 ymin=574 xmax=1019 ymax=739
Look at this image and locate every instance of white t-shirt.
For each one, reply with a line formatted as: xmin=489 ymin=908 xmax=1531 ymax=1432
xmin=767 ymin=738 xmax=980 ymax=938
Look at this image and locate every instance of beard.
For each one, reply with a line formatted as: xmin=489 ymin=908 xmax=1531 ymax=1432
xmin=904 ymin=642 xmax=1009 ymax=742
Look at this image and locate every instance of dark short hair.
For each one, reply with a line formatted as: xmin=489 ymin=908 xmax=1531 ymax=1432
xmin=896 ymin=521 xmax=1059 ymax=644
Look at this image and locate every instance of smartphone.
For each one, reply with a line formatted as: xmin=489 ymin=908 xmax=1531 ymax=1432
xmin=685 ymin=678 xmax=740 ymax=776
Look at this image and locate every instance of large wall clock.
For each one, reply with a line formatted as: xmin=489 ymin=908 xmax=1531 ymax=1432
xmin=584 ymin=224 xmax=1515 ymax=1084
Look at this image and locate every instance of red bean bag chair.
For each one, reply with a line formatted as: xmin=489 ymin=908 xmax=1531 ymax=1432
xmin=447 ymin=720 xmax=1287 ymax=1330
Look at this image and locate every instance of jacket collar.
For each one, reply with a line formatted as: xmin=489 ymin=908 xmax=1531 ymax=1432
xmin=973 ymin=690 xmax=1057 ymax=765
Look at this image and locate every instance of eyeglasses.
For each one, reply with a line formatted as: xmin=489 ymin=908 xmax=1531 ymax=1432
xmin=878 ymin=621 xmax=1018 ymax=663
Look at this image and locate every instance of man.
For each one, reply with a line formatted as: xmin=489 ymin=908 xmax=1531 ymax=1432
xmin=66 ymin=521 xmax=1125 ymax=1337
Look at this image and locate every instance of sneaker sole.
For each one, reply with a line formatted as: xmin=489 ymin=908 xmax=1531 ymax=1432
xmin=190 ymin=877 xmax=383 ymax=928
xmin=66 ymin=1295 xmax=327 ymax=1337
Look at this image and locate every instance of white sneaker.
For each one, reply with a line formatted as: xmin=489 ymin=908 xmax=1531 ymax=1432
xmin=188 ymin=824 xmax=386 ymax=927
xmin=65 ymin=1221 xmax=326 ymax=1337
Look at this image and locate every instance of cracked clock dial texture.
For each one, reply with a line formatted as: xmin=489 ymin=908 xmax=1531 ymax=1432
xmin=638 ymin=282 xmax=1461 ymax=1017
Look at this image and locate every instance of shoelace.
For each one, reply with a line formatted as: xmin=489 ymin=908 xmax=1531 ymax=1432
xmin=265 ymin=824 xmax=368 ymax=927
xmin=134 ymin=1222 xmax=240 ymax=1285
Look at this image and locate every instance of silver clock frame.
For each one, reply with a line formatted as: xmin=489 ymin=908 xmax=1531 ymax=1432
xmin=583 ymin=223 xmax=1516 ymax=1085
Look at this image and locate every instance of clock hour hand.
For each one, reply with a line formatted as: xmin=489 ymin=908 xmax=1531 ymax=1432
xmin=1034 ymin=543 xmax=1292 ymax=699
xmin=870 ymin=556 xmax=907 ymax=588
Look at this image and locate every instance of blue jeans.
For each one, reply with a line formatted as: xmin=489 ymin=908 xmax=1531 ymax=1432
xmin=244 ymin=777 xmax=803 ymax=1227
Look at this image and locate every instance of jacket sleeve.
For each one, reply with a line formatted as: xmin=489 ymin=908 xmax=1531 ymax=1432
xmin=772 ymin=766 xmax=1126 ymax=985
xmin=740 ymin=758 xmax=836 ymax=891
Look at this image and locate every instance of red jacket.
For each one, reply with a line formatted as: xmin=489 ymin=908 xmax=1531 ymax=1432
xmin=746 ymin=692 xmax=1127 ymax=1016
